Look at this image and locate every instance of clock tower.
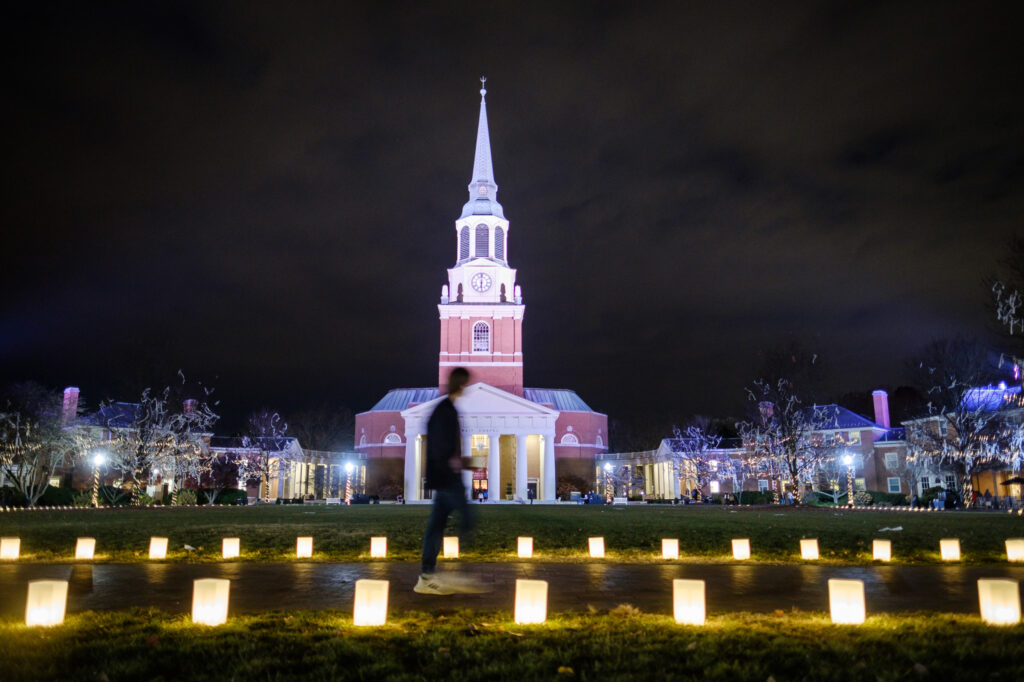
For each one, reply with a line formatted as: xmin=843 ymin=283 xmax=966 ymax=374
xmin=438 ymin=79 xmax=525 ymax=396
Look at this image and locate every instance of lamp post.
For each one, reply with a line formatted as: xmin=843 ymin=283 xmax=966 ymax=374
xmin=91 ymin=452 xmax=107 ymax=508
xmin=603 ymin=463 xmax=613 ymax=503
xmin=345 ymin=462 xmax=354 ymax=505
xmin=843 ymin=454 xmax=854 ymax=506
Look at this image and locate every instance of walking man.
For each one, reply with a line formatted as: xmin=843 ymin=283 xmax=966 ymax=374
xmin=414 ymin=367 xmax=483 ymax=595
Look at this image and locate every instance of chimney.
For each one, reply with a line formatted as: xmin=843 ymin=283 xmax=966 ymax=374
xmin=183 ymin=399 xmax=198 ymax=413
xmin=872 ymin=390 xmax=890 ymax=428
xmin=62 ymin=386 xmax=80 ymax=426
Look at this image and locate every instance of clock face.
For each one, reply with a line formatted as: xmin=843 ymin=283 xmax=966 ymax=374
xmin=471 ymin=272 xmax=492 ymax=293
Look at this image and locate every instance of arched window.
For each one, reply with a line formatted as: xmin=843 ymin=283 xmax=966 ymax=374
xmin=383 ymin=433 xmax=402 ymax=444
xmin=475 ymin=224 xmax=489 ymax=258
xmin=459 ymin=227 xmax=470 ymax=260
xmin=494 ymin=226 xmax=505 ymax=260
xmin=560 ymin=433 xmax=579 ymax=445
xmin=359 ymin=435 xmax=367 ymax=446
xmin=472 ymin=321 xmax=490 ymax=352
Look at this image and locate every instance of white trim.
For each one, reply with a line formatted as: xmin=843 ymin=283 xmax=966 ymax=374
xmin=439 ymin=361 xmax=523 ymax=367
xmin=555 ymin=442 xmax=606 ymax=449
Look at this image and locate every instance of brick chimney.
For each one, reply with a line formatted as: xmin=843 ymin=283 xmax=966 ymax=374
xmin=62 ymin=386 xmax=80 ymax=426
xmin=872 ymin=389 xmax=890 ymax=428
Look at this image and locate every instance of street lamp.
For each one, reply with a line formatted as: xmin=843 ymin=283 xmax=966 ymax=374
xmin=91 ymin=452 xmax=107 ymax=508
xmin=843 ymin=454 xmax=854 ymax=506
xmin=603 ymin=463 xmax=613 ymax=503
xmin=345 ymin=462 xmax=355 ymax=504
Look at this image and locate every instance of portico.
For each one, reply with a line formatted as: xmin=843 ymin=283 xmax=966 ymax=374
xmin=401 ymin=383 xmax=559 ymax=502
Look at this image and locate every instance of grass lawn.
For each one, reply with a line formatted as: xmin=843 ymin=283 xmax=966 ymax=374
xmin=1 ymin=505 xmax=1022 ymax=564
xmin=0 ymin=608 xmax=1021 ymax=681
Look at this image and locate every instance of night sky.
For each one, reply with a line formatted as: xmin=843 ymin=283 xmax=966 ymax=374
xmin=3 ymin=2 xmax=1023 ymax=438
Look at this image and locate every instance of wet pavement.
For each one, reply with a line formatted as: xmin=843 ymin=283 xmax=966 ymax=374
xmin=2 ymin=562 xmax=1023 ymax=619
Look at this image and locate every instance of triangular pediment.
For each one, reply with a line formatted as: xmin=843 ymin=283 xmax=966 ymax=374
xmin=401 ymin=382 xmax=558 ymax=419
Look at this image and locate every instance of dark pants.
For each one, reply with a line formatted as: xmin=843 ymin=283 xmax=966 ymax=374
xmin=421 ymin=485 xmax=474 ymax=574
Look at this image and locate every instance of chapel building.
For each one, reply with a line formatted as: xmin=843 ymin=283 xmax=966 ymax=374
xmin=354 ymin=81 xmax=608 ymax=501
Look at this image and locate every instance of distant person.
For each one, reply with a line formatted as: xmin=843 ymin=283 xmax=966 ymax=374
xmin=415 ymin=368 xmax=484 ymax=595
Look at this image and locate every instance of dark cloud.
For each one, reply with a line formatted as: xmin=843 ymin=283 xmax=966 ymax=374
xmin=2 ymin=1 xmax=1022 ymax=435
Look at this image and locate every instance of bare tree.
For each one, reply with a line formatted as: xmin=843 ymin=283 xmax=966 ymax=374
xmin=905 ymin=337 xmax=1015 ymax=507
xmin=736 ymin=376 xmax=839 ymax=504
xmin=667 ymin=423 xmax=724 ymax=501
xmin=0 ymin=383 xmax=89 ymax=507
xmin=239 ymin=409 xmax=291 ymax=501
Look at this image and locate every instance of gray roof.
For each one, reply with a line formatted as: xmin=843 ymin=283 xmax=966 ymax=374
xmin=364 ymin=387 xmax=599 ymax=414
xmin=81 ymin=402 xmax=140 ymax=428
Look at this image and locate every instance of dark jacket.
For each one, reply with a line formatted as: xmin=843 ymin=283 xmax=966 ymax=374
xmin=425 ymin=397 xmax=462 ymax=490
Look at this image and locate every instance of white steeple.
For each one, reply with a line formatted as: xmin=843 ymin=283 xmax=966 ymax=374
xmin=461 ymin=77 xmax=504 ymax=220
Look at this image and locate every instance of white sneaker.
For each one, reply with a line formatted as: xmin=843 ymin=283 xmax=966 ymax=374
xmin=414 ymin=573 xmax=454 ymax=595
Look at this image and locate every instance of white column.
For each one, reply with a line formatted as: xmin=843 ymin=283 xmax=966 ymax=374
xmin=542 ymin=434 xmax=556 ymax=501
xmin=463 ymin=433 xmax=474 ymax=501
xmin=403 ymin=436 xmax=418 ymax=501
xmin=671 ymin=464 xmax=681 ymax=499
xmin=487 ymin=433 xmax=500 ymax=502
xmin=515 ymin=434 xmax=528 ymax=500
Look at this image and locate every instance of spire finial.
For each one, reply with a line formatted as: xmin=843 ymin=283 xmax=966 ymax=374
xmin=480 ymin=76 xmax=487 ymax=97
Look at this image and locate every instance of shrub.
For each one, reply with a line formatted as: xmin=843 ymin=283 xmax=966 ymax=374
xmin=136 ymin=492 xmax=155 ymax=507
xmin=0 ymin=486 xmax=28 ymax=507
xmin=738 ymin=491 xmax=773 ymax=505
xmin=853 ymin=491 xmax=873 ymax=506
xmin=72 ymin=491 xmax=93 ymax=507
xmin=98 ymin=486 xmax=130 ymax=507
xmin=866 ymin=490 xmax=907 ymax=506
xmin=175 ymin=489 xmax=197 ymax=506
xmin=38 ymin=485 xmax=75 ymax=507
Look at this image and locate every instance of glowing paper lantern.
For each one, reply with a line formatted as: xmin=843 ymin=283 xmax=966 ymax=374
xmin=588 ymin=537 xmax=605 ymax=558
xmin=353 ymin=579 xmax=389 ymax=626
xmin=222 ymin=538 xmax=240 ymax=559
xmin=0 ymin=537 xmax=20 ymax=560
xmin=443 ymin=536 xmax=459 ymax=558
xmin=191 ymin=578 xmax=230 ymax=626
xmin=296 ymin=536 xmax=313 ymax=558
xmin=977 ymin=579 xmax=1021 ymax=625
xmin=149 ymin=537 xmax=168 ymax=560
xmin=514 ymin=579 xmax=548 ymax=624
xmin=800 ymin=538 xmax=819 ymax=560
xmin=370 ymin=536 xmax=387 ymax=558
xmin=517 ymin=536 xmax=533 ymax=558
xmin=672 ymin=579 xmax=706 ymax=625
xmin=828 ymin=578 xmax=866 ymax=625
xmin=1005 ymin=539 xmax=1024 ymax=563
xmin=940 ymin=538 xmax=960 ymax=561
xmin=732 ymin=538 xmax=750 ymax=560
xmin=75 ymin=537 xmax=95 ymax=560
xmin=25 ymin=580 xmax=68 ymax=627
xmin=873 ymin=539 xmax=892 ymax=562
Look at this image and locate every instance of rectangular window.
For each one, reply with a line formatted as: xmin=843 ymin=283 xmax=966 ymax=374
xmin=847 ymin=431 xmax=861 ymax=446
xmin=854 ymin=478 xmax=866 ymax=491
xmin=887 ymin=477 xmax=901 ymax=494
xmin=884 ymin=452 xmax=898 ymax=471
xmin=710 ymin=480 xmax=720 ymax=494
xmin=757 ymin=479 xmax=769 ymax=492
xmin=944 ymin=474 xmax=956 ymax=490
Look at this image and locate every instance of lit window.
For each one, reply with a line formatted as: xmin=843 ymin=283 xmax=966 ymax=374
xmin=887 ymin=477 xmax=901 ymax=493
xmin=495 ymin=226 xmax=505 ymax=260
xmin=758 ymin=479 xmax=769 ymax=492
xmin=854 ymin=478 xmax=866 ymax=491
xmin=383 ymin=433 xmax=402 ymax=444
xmin=710 ymin=481 xmax=720 ymax=494
xmin=472 ymin=322 xmax=490 ymax=352
xmin=475 ymin=224 xmax=489 ymax=257
xmin=944 ymin=474 xmax=956 ymax=490
xmin=847 ymin=431 xmax=861 ymax=445
xmin=560 ymin=433 xmax=579 ymax=445
xmin=459 ymin=227 xmax=470 ymax=260
xmin=884 ymin=452 xmax=898 ymax=471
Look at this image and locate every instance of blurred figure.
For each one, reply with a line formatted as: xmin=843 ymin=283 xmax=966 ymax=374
xmin=414 ymin=368 xmax=485 ymax=595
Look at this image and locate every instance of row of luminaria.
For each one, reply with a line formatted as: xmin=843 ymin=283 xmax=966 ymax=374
xmin=3 ymin=536 xmax=1024 ymax=562
xmin=21 ymin=575 xmax=1024 ymax=628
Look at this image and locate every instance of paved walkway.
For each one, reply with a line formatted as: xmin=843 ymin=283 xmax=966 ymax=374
xmin=3 ymin=562 xmax=1023 ymax=618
